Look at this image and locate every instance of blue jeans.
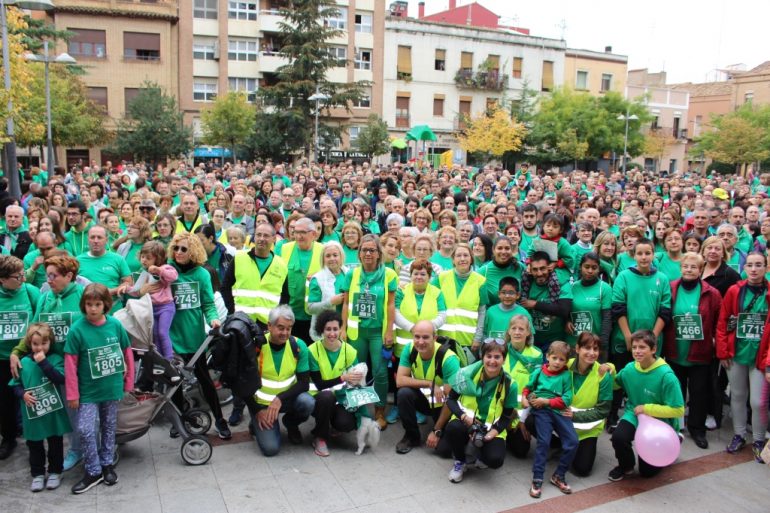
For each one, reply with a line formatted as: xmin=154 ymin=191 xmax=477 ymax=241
xmin=532 ymin=407 xmax=578 ymax=481
xmin=253 ymin=392 xmax=315 ymax=457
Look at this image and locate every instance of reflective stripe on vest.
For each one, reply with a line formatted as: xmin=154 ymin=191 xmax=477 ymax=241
xmin=255 ymin=340 xmax=298 ymax=406
xmin=345 ymin=266 xmax=398 ymax=341
xmin=437 ymin=270 xmax=485 ymax=347
xmin=280 ymin=241 xmax=323 ymax=314
xmin=453 ymin=362 xmax=510 ymax=440
xmin=395 ymin=284 xmax=441 ymax=356
xmin=232 ymin=251 xmax=287 ymax=324
xmin=308 ymin=341 xmax=357 ymax=396
xmin=411 ymin=341 xmax=453 ymax=407
xmin=569 ymin=359 xmax=606 ymax=440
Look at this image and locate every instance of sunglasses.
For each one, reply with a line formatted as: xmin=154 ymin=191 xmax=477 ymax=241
xmin=172 ymin=246 xmax=189 ymax=253
xmin=483 ymin=338 xmax=505 ymax=346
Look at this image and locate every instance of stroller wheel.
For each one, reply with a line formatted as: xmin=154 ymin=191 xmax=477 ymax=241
xmin=181 ymin=435 xmax=212 ymax=465
xmin=183 ymin=408 xmax=212 ymax=435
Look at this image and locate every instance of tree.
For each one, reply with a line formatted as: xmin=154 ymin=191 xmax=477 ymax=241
xmin=692 ymin=103 xmax=770 ymax=173
xmin=0 ymin=8 xmax=38 ymax=145
xmin=459 ymin=106 xmax=527 ymax=161
xmin=642 ymin=129 xmax=676 ymax=172
xmin=201 ymin=92 xmax=255 ymax=164
xmin=109 ymin=82 xmax=192 ymax=166
xmin=355 ymin=114 xmax=390 ymax=156
xmin=257 ymin=0 xmax=368 ymax=159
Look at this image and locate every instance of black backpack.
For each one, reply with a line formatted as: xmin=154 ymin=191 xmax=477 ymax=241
xmin=408 ymin=335 xmax=468 ymax=373
xmin=209 ymin=312 xmax=264 ymax=399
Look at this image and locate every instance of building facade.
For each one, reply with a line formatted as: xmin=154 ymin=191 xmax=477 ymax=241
xmin=563 ymin=47 xmax=627 ymax=96
xmin=383 ymin=16 xmax=565 ymax=157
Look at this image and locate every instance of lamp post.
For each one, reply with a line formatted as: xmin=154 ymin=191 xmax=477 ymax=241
xmin=1 ymin=0 xmax=55 ymax=197
xmin=26 ymin=40 xmax=76 ymax=175
xmin=617 ymin=107 xmax=639 ymax=176
xmin=308 ymin=85 xmax=329 ymax=163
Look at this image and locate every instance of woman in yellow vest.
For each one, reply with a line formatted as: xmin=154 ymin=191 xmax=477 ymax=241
xmin=564 ymin=332 xmax=614 ymax=476
xmin=444 ymin=340 xmax=518 ymax=483
xmin=433 ymin=243 xmax=489 ymax=358
xmin=341 ymin=234 xmax=398 ymax=429
xmin=307 ymin=242 xmax=348 ymax=341
xmin=503 ymin=314 xmax=543 ymax=459
xmin=308 ymin=311 xmax=362 ymax=457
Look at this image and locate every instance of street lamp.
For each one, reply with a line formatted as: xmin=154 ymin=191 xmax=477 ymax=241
xmin=26 ymin=40 xmax=76 ymax=176
xmin=617 ymin=107 xmax=639 ymax=176
xmin=1 ymin=0 xmax=56 ymax=198
xmin=308 ymin=86 xmax=329 ymax=163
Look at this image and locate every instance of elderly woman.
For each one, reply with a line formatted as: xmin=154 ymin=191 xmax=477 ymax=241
xmin=431 ymin=226 xmax=459 ymax=272
xmin=341 ymin=221 xmax=363 ymax=269
xmin=399 ymin=234 xmax=443 ymax=288
xmin=394 ymin=258 xmax=447 ymax=359
xmin=0 ymin=255 xmax=40 ymax=459
xmin=115 ymin=216 xmax=153 ymax=279
xmin=341 ymin=234 xmax=399 ymax=429
xmin=307 ymin=242 xmax=348 ymax=341
xmin=385 ymin=213 xmax=405 ymax=235
xmin=663 ymin=252 xmax=722 ymax=450
xmin=701 ymin=236 xmax=741 ymax=297
xmin=457 ymin=220 xmax=475 ymax=244
xmin=412 ymin=207 xmax=433 ymax=234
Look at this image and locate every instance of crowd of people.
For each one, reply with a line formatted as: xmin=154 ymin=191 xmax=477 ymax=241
xmin=1 ymin=159 xmax=769 ymax=498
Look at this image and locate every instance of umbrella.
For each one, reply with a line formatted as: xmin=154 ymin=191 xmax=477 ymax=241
xmin=390 ymin=138 xmax=407 ymax=149
xmin=405 ymin=125 xmax=437 ymax=142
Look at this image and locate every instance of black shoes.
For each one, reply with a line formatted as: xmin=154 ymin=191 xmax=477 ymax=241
xmin=72 ymin=472 xmax=104 ymax=494
xmin=692 ymin=432 xmax=709 ymax=449
xmin=0 ymin=439 xmax=16 ymax=460
xmin=396 ymin=436 xmax=420 ymax=454
xmin=103 ymin=465 xmax=119 ymax=486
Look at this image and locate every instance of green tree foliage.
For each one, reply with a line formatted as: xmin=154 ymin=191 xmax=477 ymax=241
xmin=692 ymin=103 xmax=770 ymax=169
xmin=201 ymin=92 xmax=255 ymax=164
xmin=109 ymin=82 xmax=191 ymax=165
xmin=257 ymin=0 xmax=368 ymax=158
xmin=355 ymin=114 xmax=390 ymax=156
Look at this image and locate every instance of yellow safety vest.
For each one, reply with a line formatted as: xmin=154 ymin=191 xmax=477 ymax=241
xmin=437 ymin=270 xmax=485 ymax=347
xmin=175 ymin=215 xmax=204 ymax=234
xmin=453 ymin=361 xmax=511 ymax=440
xmin=346 ymin=266 xmax=399 ymax=341
xmin=255 ymin=335 xmax=298 ymax=406
xmin=410 ymin=341 xmax=455 ymax=407
xmin=307 ymin=341 xmax=358 ymax=396
xmin=232 ymin=251 xmax=288 ymax=324
xmin=569 ymin=358 xmax=613 ymax=440
xmin=280 ymin=241 xmax=323 ymax=313
xmin=394 ymin=284 xmax=441 ymax=357
xmin=504 ymin=345 xmax=543 ymax=409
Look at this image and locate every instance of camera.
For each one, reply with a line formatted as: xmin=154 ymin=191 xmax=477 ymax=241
xmin=468 ymin=422 xmax=488 ymax=448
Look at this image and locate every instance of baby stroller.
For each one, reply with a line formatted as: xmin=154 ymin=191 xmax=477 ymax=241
xmin=113 ymin=295 xmax=214 ymax=465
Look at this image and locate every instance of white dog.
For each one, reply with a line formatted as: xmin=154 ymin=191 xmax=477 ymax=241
xmin=355 ymin=417 xmax=381 ymax=455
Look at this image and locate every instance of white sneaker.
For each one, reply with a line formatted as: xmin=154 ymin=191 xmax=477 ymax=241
xmin=448 ymin=460 xmax=466 ymax=483
xmin=705 ymin=415 xmax=717 ymax=430
xmin=30 ymin=475 xmax=45 ymax=492
xmin=46 ymin=473 xmax=61 ymax=490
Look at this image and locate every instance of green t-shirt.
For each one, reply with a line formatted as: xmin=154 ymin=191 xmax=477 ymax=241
xmin=343 ymin=245 xmax=360 ymax=269
xmin=611 ymin=269 xmax=671 ymax=355
xmin=671 ymin=283 xmax=702 ymax=367
xmin=483 ymin=304 xmax=532 ymax=340
xmin=615 ymin=359 xmax=684 ymax=430
xmin=397 ymin=341 xmax=461 ymax=385
xmin=169 ymin=264 xmax=218 ymax=354
xmin=478 ymin=260 xmax=523 ymax=306
xmin=526 ymin=366 xmax=573 ymax=411
xmin=571 ymin=242 xmax=593 ymax=274
xmin=567 ymin=279 xmax=612 ymax=346
xmin=342 ymin=267 xmax=398 ymax=330
xmin=64 ymin=316 xmax=130 ymax=404
xmin=656 ymin=253 xmax=682 ymax=282
xmin=285 ymin=247 xmax=314 ymax=321
xmin=734 ymin=288 xmax=767 ymax=366
xmin=0 ymin=284 xmax=40 ymax=359
xmin=269 ymin=338 xmax=310 ymax=375
xmin=77 ymin=252 xmax=132 ymax=314
xmin=529 ymin=280 xmax=573 ymax=347
xmin=307 ymin=272 xmax=346 ymax=315
xmin=64 ymin=224 xmax=93 ymax=256
xmin=23 ymin=249 xmax=47 ymax=288
xmin=429 ymin=252 xmax=453 ymax=273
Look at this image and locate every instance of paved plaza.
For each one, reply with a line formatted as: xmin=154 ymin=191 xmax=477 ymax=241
xmin=0 ymin=405 xmax=768 ymax=513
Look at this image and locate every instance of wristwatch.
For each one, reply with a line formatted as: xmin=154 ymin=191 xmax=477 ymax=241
xmin=432 ymin=429 xmax=443 ymax=437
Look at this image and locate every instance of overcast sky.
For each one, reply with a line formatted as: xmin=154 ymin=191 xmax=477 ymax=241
xmin=407 ymin=0 xmax=768 ymax=84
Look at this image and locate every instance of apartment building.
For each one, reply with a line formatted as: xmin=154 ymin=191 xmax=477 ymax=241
xmin=383 ymin=16 xmax=566 ymax=155
xmin=179 ymin=0 xmax=385 ymax=156
xmin=564 ymin=47 xmax=627 ymax=96
xmin=46 ymin=0 xmax=180 ymax=166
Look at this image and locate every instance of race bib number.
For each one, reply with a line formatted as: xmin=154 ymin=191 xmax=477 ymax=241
xmin=737 ymin=313 xmax=764 ymax=341
xmin=352 ymin=292 xmax=378 ymax=320
xmin=674 ymin=314 xmax=703 ymax=340
xmin=488 ymin=330 xmax=506 ymax=339
xmin=570 ymin=311 xmax=592 ymax=333
xmin=0 ymin=311 xmax=28 ymax=340
xmin=172 ymin=282 xmax=201 ymax=310
xmin=87 ymin=343 xmax=125 ymax=379
xmin=24 ymin=381 xmax=63 ymax=419
xmin=533 ymin=313 xmax=552 ymax=331
xmin=343 ymin=386 xmax=380 ymax=410
xmin=39 ymin=312 xmax=72 ymax=344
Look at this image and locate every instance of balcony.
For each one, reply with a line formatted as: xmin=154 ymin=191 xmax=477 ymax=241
xmin=259 ymin=9 xmax=284 ymax=33
xmin=454 ymin=69 xmax=507 ymax=91
xmin=259 ymin=52 xmax=287 ymax=73
xmin=395 ymin=114 xmax=410 ymax=128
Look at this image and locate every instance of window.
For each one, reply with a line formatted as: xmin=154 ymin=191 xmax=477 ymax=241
xmin=124 ymin=32 xmax=160 ymax=61
xmin=651 ymin=116 xmax=659 ymax=130
xmin=396 ymin=45 xmax=411 ymax=79
xmin=349 ymin=126 xmax=361 ymax=143
xmin=575 ymin=70 xmax=588 ymax=90
xmin=435 ymin=49 xmax=445 ymax=71
xmin=355 ymin=13 xmax=372 ymax=33
xmin=512 ymin=57 xmax=523 ymax=79
xmin=487 ymin=54 xmax=500 ymax=73
xmin=68 ymin=29 xmax=106 ymax=59
xmin=228 ymin=1 xmax=257 ymax=20
xmin=694 ymin=114 xmax=703 ymax=137
xmin=87 ymin=87 xmax=108 ymax=112
xmin=395 ymin=95 xmax=410 ymax=127
xmin=194 ymin=0 xmax=218 ymax=20
xmin=193 ymin=79 xmax=218 ymax=102
xmin=354 ymin=48 xmax=371 ymax=70
xmin=673 ymin=116 xmax=681 ymax=137
xmin=328 ymin=46 xmax=347 ymax=67
xmin=326 ymin=7 xmax=347 ymax=30
xmin=433 ymin=96 xmax=444 ymax=116
xmin=193 ymin=38 xmax=216 ymax=60
xmin=228 ymin=38 xmax=257 ymax=61
xmin=458 ymin=99 xmax=471 ymax=129
xmin=601 ymin=73 xmax=612 ymax=92
xmin=541 ymin=61 xmax=554 ymax=91
xmin=124 ymin=88 xmax=140 ymax=116
xmin=745 ymin=91 xmax=754 ymax=104
xmin=460 ymin=51 xmax=473 ymax=72
xmin=353 ymin=93 xmax=370 ymax=108
xmin=229 ymin=77 xmax=257 ymax=102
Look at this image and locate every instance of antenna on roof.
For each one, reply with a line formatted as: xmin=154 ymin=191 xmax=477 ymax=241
xmin=556 ymin=18 xmax=567 ymax=40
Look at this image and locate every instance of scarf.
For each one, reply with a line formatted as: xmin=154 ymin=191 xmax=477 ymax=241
xmin=358 ymin=264 xmax=386 ymax=290
xmin=521 ymin=271 xmax=561 ymax=304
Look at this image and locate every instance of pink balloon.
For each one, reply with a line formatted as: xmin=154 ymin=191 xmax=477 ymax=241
xmin=634 ymin=414 xmax=681 ymax=467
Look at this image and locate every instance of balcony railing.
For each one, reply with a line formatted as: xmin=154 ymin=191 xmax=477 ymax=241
xmin=454 ymin=68 xmax=507 ymax=91
xmin=395 ymin=114 xmax=410 ymax=128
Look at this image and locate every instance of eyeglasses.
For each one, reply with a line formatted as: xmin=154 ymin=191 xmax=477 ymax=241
xmin=46 ymin=273 xmax=61 ymax=281
xmin=499 ymin=290 xmax=517 ymax=296
xmin=6 ymin=273 xmax=25 ymax=281
xmin=360 ymin=248 xmax=378 ymax=254
xmin=483 ymin=338 xmax=505 ymax=346
xmin=172 ymin=245 xmax=189 ymax=253
xmin=293 ymin=230 xmax=309 ymax=235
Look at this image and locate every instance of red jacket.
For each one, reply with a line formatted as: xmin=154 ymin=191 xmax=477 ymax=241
xmin=716 ymin=280 xmax=770 ymax=370
xmin=664 ymin=279 xmax=721 ymax=364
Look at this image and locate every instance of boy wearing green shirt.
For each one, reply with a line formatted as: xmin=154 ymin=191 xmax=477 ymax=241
xmin=483 ymin=277 xmax=533 ymax=340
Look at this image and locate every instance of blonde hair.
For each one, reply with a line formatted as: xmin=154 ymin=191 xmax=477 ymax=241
xmin=680 ymin=251 xmax=704 ymax=268
xmin=700 ymin=236 xmax=728 ymax=262
xmin=24 ymin=323 xmax=54 ymax=351
xmin=168 ymin=232 xmax=208 ymax=265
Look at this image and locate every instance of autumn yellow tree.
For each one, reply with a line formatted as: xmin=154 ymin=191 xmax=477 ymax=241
xmin=643 ymin=129 xmax=676 ymax=172
xmin=458 ymin=106 xmax=527 ymax=159
xmin=0 ymin=8 xmax=42 ymax=144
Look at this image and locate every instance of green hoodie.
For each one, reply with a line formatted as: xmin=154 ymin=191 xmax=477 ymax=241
xmin=615 ymin=358 xmax=684 ymax=429
xmin=12 ymin=282 xmax=84 ymax=357
xmin=0 ymin=284 xmax=41 ymax=359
